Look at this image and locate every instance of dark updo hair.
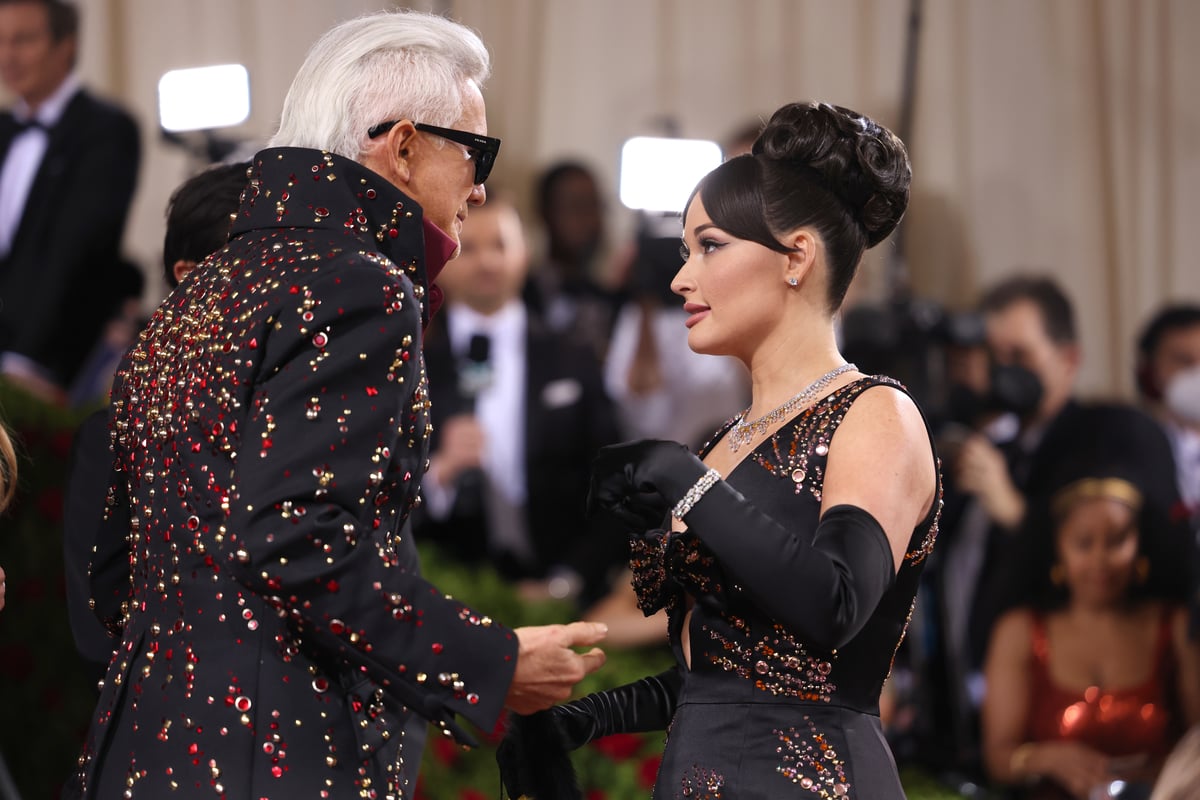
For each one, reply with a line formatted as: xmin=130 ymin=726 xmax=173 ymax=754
xmin=992 ymin=404 xmax=1194 ymax=615
xmin=685 ymin=102 xmax=910 ymax=310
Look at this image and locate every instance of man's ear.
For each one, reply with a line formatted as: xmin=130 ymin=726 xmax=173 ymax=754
xmin=56 ymin=33 xmax=78 ymax=71
xmin=172 ymin=259 xmax=196 ymax=285
xmin=382 ymin=120 xmax=421 ymax=185
xmin=1062 ymin=341 xmax=1083 ymax=375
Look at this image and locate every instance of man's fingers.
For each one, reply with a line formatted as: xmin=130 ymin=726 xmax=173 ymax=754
xmin=558 ymin=620 xmax=608 ymax=648
xmin=578 ymin=647 xmax=606 ymax=675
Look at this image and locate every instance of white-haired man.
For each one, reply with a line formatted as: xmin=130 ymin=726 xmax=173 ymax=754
xmin=67 ymin=11 xmax=605 ymax=799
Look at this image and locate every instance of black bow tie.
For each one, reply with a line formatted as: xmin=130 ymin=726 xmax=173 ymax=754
xmin=11 ymin=117 xmax=47 ymax=133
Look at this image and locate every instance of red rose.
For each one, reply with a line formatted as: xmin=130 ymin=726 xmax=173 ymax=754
xmin=586 ymin=790 xmax=608 ymax=800
xmin=638 ymin=754 xmax=663 ymax=789
xmin=483 ymin=715 xmax=508 ymax=746
xmin=51 ymin=429 xmax=76 ymax=460
xmin=591 ymin=732 xmax=643 ymax=760
xmin=430 ymin=734 xmax=459 ymax=766
xmin=460 ymin=789 xmax=488 ymax=800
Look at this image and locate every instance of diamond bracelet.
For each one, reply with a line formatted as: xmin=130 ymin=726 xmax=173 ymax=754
xmin=671 ymin=468 xmax=722 ymax=521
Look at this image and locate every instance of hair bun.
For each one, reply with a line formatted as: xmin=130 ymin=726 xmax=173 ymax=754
xmin=754 ymin=102 xmax=911 ymax=247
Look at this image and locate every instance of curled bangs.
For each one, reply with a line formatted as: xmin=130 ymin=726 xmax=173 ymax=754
xmin=684 ymin=156 xmax=795 ymax=255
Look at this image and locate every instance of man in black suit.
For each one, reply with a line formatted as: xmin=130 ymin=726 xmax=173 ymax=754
xmin=0 ymin=0 xmax=140 ymax=399
xmin=66 ymin=11 xmax=605 ymax=799
xmin=419 ymin=194 xmax=623 ymax=607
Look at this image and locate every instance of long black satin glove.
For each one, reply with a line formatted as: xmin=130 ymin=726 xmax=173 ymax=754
xmin=680 ymin=483 xmax=897 ymax=651
xmin=497 ymin=668 xmax=683 ymax=799
xmin=587 ymin=440 xmax=708 ymax=530
xmin=549 ymin=666 xmax=682 ymax=747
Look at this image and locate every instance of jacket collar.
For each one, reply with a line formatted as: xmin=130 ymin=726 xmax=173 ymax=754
xmin=234 ymin=146 xmax=456 ymax=326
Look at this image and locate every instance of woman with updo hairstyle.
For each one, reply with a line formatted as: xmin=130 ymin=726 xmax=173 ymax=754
xmin=499 ymin=102 xmax=940 ymax=798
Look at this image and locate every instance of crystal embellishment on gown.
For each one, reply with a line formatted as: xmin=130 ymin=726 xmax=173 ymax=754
xmin=704 ymin=614 xmax=836 ymax=701
xmin=676 ymin=765 xmax=725 ymax=799
xmin=775 ymin=720 xmax=851 ymax=798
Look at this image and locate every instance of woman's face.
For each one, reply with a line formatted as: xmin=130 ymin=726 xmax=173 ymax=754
xmin=671 ymin=195 xmax=789 ymax=359
xmin=1055 ymin=496 xmax=1140 ymax=608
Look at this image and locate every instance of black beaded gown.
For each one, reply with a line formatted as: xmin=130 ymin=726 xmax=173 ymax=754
xmin=630 ymin=376 xmax=941 ymax=799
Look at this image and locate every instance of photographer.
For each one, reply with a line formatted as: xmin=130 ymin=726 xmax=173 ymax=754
xmin=916 ymin=276 xmax=1084 ymax=776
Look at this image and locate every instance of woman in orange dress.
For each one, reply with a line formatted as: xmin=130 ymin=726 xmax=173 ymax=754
xmin=982 ymin=431 xmax=1200 ymax=800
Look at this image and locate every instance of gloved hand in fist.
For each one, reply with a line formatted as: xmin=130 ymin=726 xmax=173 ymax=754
xmin=587 ymin=440 xmax=709 ymax=530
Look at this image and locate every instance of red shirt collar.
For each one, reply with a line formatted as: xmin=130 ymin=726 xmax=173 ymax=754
xmin=422 ymin=218 xmax=457 ymax=325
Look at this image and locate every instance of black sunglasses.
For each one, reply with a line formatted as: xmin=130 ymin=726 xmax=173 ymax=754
xmin=367 ymin=120 xmax=501 ymax=186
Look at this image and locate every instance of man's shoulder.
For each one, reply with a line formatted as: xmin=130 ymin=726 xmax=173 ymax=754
xmin=1047 ymin=400 xmax=1165 ymax=446
xmin=222 ymin=229 xmax=419 ymax=308
xmin=526 ymin=313 xmax=596 ymax=360
xmin=62 ymin=88 xmax=138 ymax=132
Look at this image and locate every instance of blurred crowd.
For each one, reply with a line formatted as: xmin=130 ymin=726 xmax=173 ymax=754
xmin=0 ymin=1 xmax=1197 ymax=799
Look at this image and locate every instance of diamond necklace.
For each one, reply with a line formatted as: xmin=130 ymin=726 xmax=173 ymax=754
xmin=726 ymin=363 xmax=857 ymax=452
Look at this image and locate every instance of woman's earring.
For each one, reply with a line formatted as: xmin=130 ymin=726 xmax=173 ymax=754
xmin=787 ymin=277 xmax=799 ymax=287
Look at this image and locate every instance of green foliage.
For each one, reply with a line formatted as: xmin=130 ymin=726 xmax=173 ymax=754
xmin=0 ymin=380 xmax=100 ymax=797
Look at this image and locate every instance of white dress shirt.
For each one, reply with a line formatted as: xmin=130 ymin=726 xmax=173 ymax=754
xmin=0 ymin=74 xmax=81 ymax=381
xmin=604 ymin=302 xmax=749 ymax=449
xmin=0 ymin=73 xmax=80 ymax=257
xmin=424 ymin=300 xmax=533 ymax=561
xmin=1163 ymin=419 xmax=1200 ymax=512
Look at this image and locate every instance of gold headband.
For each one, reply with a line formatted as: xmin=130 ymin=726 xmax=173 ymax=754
xmin=1051 ymin=477 xmax=1143 ymax=519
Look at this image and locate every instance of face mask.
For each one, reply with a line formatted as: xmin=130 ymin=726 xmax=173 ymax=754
xmin=1164 ymin=364 xmax=1200 ymax=424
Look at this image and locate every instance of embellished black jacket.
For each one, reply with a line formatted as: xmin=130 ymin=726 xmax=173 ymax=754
xmin=69 ymin=148 xmax=518 ymax=800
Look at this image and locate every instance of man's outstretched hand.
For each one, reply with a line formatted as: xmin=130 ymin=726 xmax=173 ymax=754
xmin=504 ymin=621 xmax=608 ymax=715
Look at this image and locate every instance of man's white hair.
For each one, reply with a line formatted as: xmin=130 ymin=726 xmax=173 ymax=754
xmin=269 ymin=9 xmax=490 ymax=159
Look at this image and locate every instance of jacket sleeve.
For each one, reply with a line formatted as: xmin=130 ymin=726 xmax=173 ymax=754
xmin=682 ymin=483 xmax=896 ymax=651
xmin=62 ymin=408 xmax=129 ymax=676
xmin=222 ymin=259 xmax=518 ymax=740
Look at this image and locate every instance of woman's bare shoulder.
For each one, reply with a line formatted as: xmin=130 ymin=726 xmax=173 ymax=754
xmin=990 ymin=607 xmax=1037 ymax=659
xmin=831 ymin=380 xmax=931 ymax=453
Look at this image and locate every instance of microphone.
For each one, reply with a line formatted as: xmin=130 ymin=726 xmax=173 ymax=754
xmin=458 ymin=333 xmax=492 ymax=407
xmin=454 ymin=333 xmax=491 ymax=517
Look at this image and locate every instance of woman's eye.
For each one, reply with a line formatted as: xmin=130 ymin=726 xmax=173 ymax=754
xmin=699 ymin=238 xmax=723 ymax=254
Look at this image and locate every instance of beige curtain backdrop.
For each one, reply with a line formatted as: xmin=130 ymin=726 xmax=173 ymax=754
xmin=54 ymin=0 xmax=1200 ymax=398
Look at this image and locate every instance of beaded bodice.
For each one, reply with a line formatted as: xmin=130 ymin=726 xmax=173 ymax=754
xmin=631 ymin=376 xmax=941 ymax=714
